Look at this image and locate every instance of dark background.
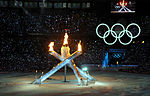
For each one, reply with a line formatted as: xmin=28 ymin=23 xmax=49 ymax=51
xmin=0 ymin=0 xmax=150 ymax=72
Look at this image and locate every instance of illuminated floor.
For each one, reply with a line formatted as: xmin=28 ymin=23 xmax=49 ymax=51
xmin=0 ymin=71 xmax=150 ymax=96
xmin=111 ymin=11 xmax=135 ymax=13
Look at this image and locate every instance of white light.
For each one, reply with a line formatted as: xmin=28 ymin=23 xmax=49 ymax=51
xmin=82 ymin=67 xmax=88 ymax=71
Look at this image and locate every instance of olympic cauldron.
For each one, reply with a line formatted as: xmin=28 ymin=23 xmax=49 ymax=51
xmin=32 ymin=33 xmax=95 ymax=85
xmin=119 ymin=0 xmax=132 ymax=12
xmin=111 ymin=0 xmax=135 ymax=13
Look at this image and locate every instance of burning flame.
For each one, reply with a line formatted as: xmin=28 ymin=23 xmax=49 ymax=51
xmin=63 ymin=33 xmax=69 ymax=45
xmin=120 ymin=0 xmax=127 ymax=7
xmin=78 ymin=41 xmax=82 ymax=51
xmin=49 ymin=42 xmax=54 ymax=51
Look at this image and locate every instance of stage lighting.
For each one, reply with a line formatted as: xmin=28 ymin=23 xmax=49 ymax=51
xmin=82 ymin=67 xmax=88 ymax=72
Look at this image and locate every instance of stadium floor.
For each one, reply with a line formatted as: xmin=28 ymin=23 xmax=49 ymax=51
xmin=0 ymin=71 xmax=150 ymax=96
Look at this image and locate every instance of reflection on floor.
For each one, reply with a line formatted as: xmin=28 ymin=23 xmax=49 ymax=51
xmin=0 ymin=71 xmax=150 ymax=96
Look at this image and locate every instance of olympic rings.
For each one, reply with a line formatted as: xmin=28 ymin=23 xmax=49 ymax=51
xmin=96 ymin=23 xmax=141 ymax=45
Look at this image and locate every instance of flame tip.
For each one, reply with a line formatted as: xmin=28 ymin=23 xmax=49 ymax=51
xmin=49 ymin=42 xmax=54 ymax=51
xmin=78 ymin=41 xmax=82 ymax=51
xmin=63 ymin=32 xmax=69 ymax=45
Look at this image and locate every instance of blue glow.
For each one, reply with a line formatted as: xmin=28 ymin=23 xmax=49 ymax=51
xmin=102 ymin=52 xmax=109 ymax=68
xmin=112 ymin=53 xmax=122 ymax=58
xmin=82 ymin=67 xmax=88 ymax=71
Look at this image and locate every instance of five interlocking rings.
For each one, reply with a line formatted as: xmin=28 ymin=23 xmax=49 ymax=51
xmin=96 ymin=23 xmax=141 ymax=45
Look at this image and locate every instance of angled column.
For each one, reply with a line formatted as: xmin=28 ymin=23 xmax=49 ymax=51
xmin=68 ymin=61 xmax=82 ymax=85
xmin=32 ymin=33 xmax=95 ymax=85
xmin=49 ymin=51 xmax=83 ymax=84
xmin=50 ymin=51 xmax=95 ymax=81
xmin=32 ymin=51 xmax=81 ymax=84
xmin=76 ymin=67 xmax=95 ymax=80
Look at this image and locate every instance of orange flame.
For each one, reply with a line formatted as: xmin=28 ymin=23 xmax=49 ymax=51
xmin=78 ymin=41 xmax=82 ymax=51
xmin=63 ymin=33 xmax=69 ymax=45
xmin=120 ymin=0 xmax=127 ymax=7
xmin=49 ymin=42 xmax=54 ymax=51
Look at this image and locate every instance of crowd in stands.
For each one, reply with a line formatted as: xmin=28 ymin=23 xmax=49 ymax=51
xmin=0 ymin=9 xmax=100 ymax=35
xmin=0 ymin=8 xmax=150 ymax=73
xmin=1 ymin=9 xmax=150 ymax=35
xmin=1 ymin=36 xmax=149 ymax=73
xmin=0 ymin=37 xmax=107 ymax=72
xmin=0 ymin=37 xmax=50 ymax=72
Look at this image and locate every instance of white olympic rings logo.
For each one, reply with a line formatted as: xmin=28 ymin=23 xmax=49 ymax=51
xmin=96 ymin=23 xmax=141 ymax=45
